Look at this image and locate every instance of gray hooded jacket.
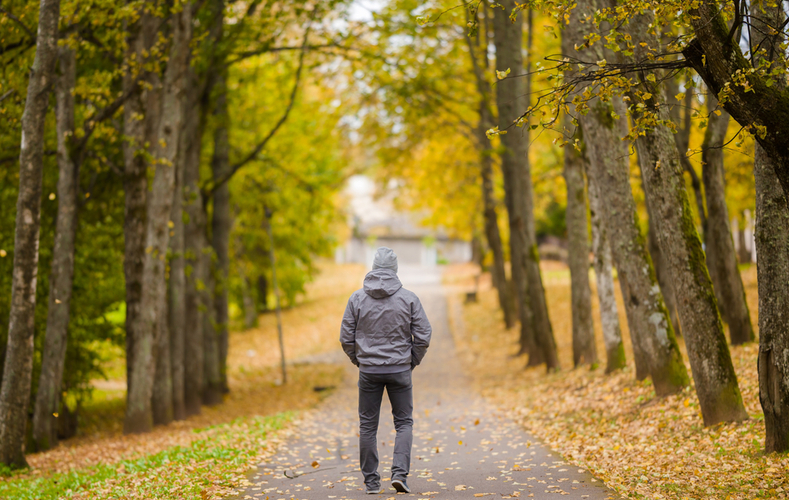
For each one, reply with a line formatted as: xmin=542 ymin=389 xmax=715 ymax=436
xmin=340 ymin=269 xmax=432 ymax=374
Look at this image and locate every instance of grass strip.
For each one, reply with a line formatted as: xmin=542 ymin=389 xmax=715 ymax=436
xmin=1 ymin=412 xmax=293 ymax=500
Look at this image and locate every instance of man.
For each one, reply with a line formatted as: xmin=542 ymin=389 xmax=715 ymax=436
xmin=340 ymin=247 xmax=432 ymax=495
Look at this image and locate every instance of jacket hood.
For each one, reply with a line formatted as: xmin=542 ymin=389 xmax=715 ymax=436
xmin=363 ymin=269 xmax=402 ymax=299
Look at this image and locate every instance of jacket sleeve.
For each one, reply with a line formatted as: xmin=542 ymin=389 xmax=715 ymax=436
xmin=410 ymin=296 xmax=432 ymax=368
xmin=340 ymin=296 xmax=359 ymax=366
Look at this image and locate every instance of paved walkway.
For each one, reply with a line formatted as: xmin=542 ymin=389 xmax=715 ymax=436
xmin=232 ymin=267 xmax=617 ymax=500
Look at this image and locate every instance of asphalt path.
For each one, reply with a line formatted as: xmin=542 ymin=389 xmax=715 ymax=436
xmin=231 ymin=266 xmax=618 ymax=500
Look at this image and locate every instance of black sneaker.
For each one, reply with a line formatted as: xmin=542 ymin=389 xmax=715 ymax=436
xmin=366 ymin=486 xmax=383 ymax=494
xmin=391 ymin=479 xmax=410 ymax=493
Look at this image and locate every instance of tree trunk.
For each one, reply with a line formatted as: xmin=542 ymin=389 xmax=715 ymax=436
xmin=754 ymin=146 xmax=789 ymax=452
xmin=0 ymin=0 xmax=60 ymax=468
xmin=646 ymin=198 xmax=681 ymax=337
xmin=751 ymin=0 xmax=789 ymax=454
xmin=202 ymin=244 xmax=223 ymax=406
xmin=241 ymin=271 xmax=258 ymax=329
xmin=492 ymin=3 xmax=537 ymax=361
xmin=480 ymin=147 xmax=514 ymax=330
xmin=126 ymin=3 xmax=191 ymax=432
xmin=210 ymin=70 xmax=231 ymax=395
xmin=493 ymin=3 xmax=558 ymax=369
xmin=561 ymin=116 xmax=596 ymax=366
xmin=465 ymin=5 xmax=515 ymax=330
xmin=586 ymin=157 xmax=626 ymax=373
xmin=566 ymin=0 xmax=681 ymax=388
xmin=702 ymin=97 xmax=754 ymax=345
xmin=122 ymin=4 xmax=156 ymax=430
xmin=151 ymin=298 xmax=172 ymax=426
xmin=168 ymin=119 xmax=187 ymax=420
xmin=521 ymin=8 xmax=558 ymax=369
xmin=257 ymin=274 xmax=268 ymax=311
xmin=31 ymin=45 xmax=77 ymax=453
xmin=627 ymin=10 xmax=748 ymax=425
xmin=182 ymin=75 xmax=205 ymax=417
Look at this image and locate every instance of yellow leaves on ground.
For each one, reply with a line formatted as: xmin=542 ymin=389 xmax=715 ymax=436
xmin=447 ymin=262 xmax=787 ymax=500
xmin=20 ymin=265 xmax=360 ymax=479
xmin=311 ymin=461 xmax=320 ymax=468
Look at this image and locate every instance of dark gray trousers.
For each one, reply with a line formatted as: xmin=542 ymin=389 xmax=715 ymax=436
xmin=358 ymin=369 xmax=413 ymax=487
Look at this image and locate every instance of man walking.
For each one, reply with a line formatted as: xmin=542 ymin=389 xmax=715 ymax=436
xmin=340 ymin=247 xmax=432 ymax=494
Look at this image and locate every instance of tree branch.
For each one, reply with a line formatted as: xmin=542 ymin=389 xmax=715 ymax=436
xmin=203 ymin=20 xmax=312 ymax=197
xmin=0 ymin=6 xmax=36 ymax=41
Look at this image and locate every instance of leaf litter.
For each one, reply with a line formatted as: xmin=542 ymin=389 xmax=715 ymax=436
xmin=446 ymin=262 xmax=788 ymax=500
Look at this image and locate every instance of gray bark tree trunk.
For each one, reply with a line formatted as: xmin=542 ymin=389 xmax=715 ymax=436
xmin=122 ymin=4 xmax=156 ymax=430
xmin=492 ymin=3 xmax=537 ymax=361
xmin=586 ymin=157 xmax=625 ymax=373
xmin=493 ymin=3 xmax=558 ymax=369
xmin=567 ymin=0 xmax=686 ymax=391
xmin=646 ymin=196 xmax=681 ymax=337
xmin=751 ymin=0 xmax=789 ymax=453
xmin=754 ymin=146 xmax=789 ymax=452
xmin=182 ymin=75 xmax=205 ymax=417
xmin=561 ymin=114 xmax=596 ymax=365
xmin=210 ymin=70 xmax=231 ymax=395
xmin=31 ymin=45 xmax=77 ymax=453
xmin=126 ymin=3 xmax=191 ymax=432
xmin=202 ymin=244 xmax=223 ymax=405
xmin=464 ymin=8 xmax=515 ymax=330
xmin=627 ymin=10 xmax=748 ymax=425
xmin=701 ymin=97 xmax=754 ymax=345
xmin=0 ymin=0 xmax=61 ymax=468
xmin=480 ymin=146 xmax=514 ymax=329
xmin=169 ymin=126 xmax=186 ymax=421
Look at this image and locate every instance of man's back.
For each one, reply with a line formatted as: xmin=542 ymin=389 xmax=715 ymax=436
xmin=341 ymin=269 xmax=431 ymax=374
xmin=339 ymin=247 xmax=431 ymax=494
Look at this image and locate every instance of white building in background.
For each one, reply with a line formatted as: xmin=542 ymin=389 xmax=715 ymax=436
xmin=335 ymin=176 xmax=472 ymax=267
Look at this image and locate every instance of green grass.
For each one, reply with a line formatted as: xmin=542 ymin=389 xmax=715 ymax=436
xmin=0 ymin=412 xmax=294 ymax=500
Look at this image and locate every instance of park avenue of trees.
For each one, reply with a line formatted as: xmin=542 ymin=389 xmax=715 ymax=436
xmin=0 ymin=0 xmax=787 ymax=470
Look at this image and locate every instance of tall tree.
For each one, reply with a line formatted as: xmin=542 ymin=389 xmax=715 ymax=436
xmin=181 ymin=77 xmax=206 ymax=415
xmin=750 ymin=0 xmax=789 ymax=453
xmin=465 ymin=4 xmax=515 ymax=330
xmin=0 ymin=0 xmax=61 ymax=468
xmin=563 ymin=126 xmax=597 ymax=367
xmin=169 ymin=113 xmax=187 ymax=422
xmin=564 ymin=0 xmax=689 ymax=394
xmin=126 ymin=1 xmax=192 ymax=432
xmin=625 ymin=8 xmax=748 ymax=425
xmin=122 ymin=1 xmax=157 ymax=431
xmin=701 ymin=95 xmax=754 ymax=345
xmin=492 ymin=2 xmax=558 ymax=369
xmin=31 ymin=45 xmax=77 ymax=452
xmin=561 ymin=24 xmax=596 ymax=366
xmin=211 ymin=69 xmax=232 ymax=395
xmin=586 ymin=156 xmax=625 ymax=373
